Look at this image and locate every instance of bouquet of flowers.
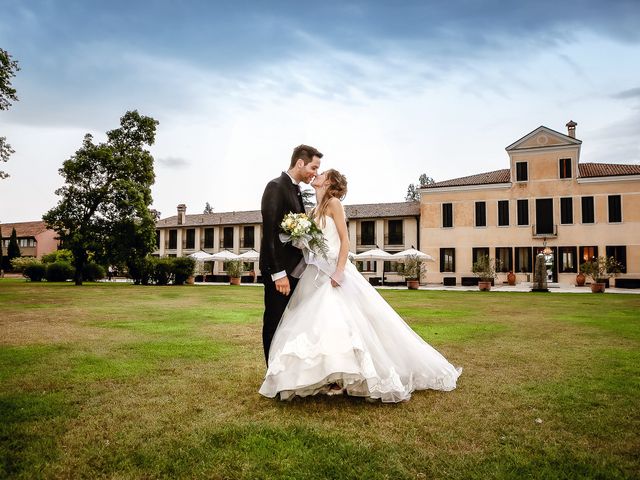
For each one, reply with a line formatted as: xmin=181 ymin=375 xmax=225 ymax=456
xmin=279 ymin=212 xmax=329 ymax=260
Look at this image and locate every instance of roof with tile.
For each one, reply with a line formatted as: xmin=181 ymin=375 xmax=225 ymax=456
xmin=156 ymin=202 xmax=420 ymax=227
xmin=424 ymin=169 xmax=511 ymax=189
xmin=578 ymin=163 xmax=640 ymax=178
xmin=0 ymin=221 xmax=49 ymax=238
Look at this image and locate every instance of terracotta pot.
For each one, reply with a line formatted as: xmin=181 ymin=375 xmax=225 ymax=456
xmin=407 ymin=280 xmax=419 ymax=290
xmin=590 ymin=282 xmax=606 ymax=293
xmin=186 ymin=275 xmax=195 ymax=285
xmin=507 ymin=271 xmax=516 ymax=286
xmin=576 ymin=272 xmax=586 ymax=286
xmin=230 ymin=277 xmax=241 ymax=285
xmin=478 ymin=281 xmax=492 ymax=291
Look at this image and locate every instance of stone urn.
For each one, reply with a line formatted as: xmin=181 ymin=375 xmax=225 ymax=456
xmin=590 ymin=282 xmax=606 ymax=293
xmin=576 ymin=272 xmax=586 ymax=286
xmin=478 ymin=280 xmax=492 ymax=291
xmin=507 ymin=271 xmax=516 ymax=286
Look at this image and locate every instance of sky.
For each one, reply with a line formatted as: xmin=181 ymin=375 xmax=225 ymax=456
xmin=1 ymin=0 xmax=639 ymax=223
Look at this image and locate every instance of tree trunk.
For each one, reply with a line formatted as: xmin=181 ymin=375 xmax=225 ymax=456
xmin=73 ymin=249 xmax=87 ymax=286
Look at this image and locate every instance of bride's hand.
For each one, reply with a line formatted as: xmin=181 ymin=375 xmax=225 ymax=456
xmin=330 ymin=269 xmax=344 ymax=288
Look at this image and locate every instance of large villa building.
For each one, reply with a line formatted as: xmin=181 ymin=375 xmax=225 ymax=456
xmin=155 ymin=121 xmax=640 ymax=287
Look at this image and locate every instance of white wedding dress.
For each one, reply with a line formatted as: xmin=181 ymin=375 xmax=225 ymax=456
xmin=259 ymin=214 xmax=462 ymax=403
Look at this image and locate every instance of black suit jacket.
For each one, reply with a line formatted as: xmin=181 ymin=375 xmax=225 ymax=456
xmin=259 ymin=172 xmax=305 ymax=277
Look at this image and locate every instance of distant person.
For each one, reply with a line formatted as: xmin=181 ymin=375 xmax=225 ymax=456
xmin=107 ymin=265 xmax=114 ymax=281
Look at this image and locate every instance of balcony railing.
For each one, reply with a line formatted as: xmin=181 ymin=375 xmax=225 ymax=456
xmin=531 ymin=224 xmax=558 ymax=237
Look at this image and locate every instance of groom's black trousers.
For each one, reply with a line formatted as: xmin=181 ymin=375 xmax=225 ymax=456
xmin=262 ymin=274 xmax=300 ymax=366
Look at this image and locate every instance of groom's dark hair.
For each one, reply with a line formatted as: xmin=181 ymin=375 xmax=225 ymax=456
xmin=290 ymin=144 xmax=323 ymax=169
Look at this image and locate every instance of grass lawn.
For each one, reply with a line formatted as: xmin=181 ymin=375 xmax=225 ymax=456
xmin=1 ymin=279 xmax=639 ymax=479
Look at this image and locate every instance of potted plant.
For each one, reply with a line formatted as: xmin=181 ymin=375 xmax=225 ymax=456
xmin=396 ymin=254 xmax=426 ymax=290
xmin=579 ymin=256 xmax=622 ymax=293
xmin=472 ymin=255 xmax=498 ymax=291
xmin=226 ymin=260 xmax=244 ymax=285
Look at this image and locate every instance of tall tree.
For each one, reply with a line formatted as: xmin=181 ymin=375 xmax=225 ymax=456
xmin=203 ymin=202 xmax=214 ymax=214
xmin=7 ymin=227 xmax=20 ymax=266
xmin=44 ymin=111 xmax=159 ymax=285
xmin=0 ymin=48 xmax=20 ymax=179
xmin=405 ymin=174 xmax=435 ymax=201
xmin=301 ymin=188 xmax=315 ymax=208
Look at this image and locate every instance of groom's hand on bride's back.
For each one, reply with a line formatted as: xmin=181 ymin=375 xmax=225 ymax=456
xmin=275 ymin=277 xmax=291 ymax=296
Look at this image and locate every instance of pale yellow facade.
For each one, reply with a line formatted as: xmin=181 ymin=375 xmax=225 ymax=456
xmin=419 ymin=125 xmax=640 ymax=287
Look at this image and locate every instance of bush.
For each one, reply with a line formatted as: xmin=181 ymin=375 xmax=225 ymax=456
xmin=83 ymin=261 xmax=106 ymax=282
xmin=10 ymin=256 xmax=38 ymax=273
xmin=172 ymin=256 xmax=196 ymax=285
xmin=225 ymin=260 xmax=245 ymax=278
xmin=24 ymin=262 xmax=46 ymax=282
xmin=45 ymin=261 xmax=75 ymax=282
xmin=153 ymin=258 xmax=173 ymax=285
xmin=41 ymin=249 xmax=74 ymax=264
xmin=127 ymin=256 xmax=155 ymax=285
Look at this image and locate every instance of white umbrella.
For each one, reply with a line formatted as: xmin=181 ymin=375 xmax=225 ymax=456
xmin=209 ymin=249 xmax=240 ymax=261
xmin=189 ymin=250 xmax=216 ymax=261
xmin=354 ymin=248 xmax=394 ymax=261
xmin=354 ymin=248 xmax=394 ymax=285
xmin=238 ymin=249 xmax=260 ymax=262
xmin=392 ymin=248 xmax=435 ymax=262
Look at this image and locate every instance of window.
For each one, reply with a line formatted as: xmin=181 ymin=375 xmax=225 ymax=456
xmin=440 ymin=248 xmax=455 ymax=272
xmin=495 ymin=247 xmax=513 ymax=273
xmin=560 ymin=197 xmax=573 ymax=225
xmin=498 ymin=200 xmax=509 ymax=226
xmin=356 ymin=260 xmax=376 ymax=272
xmin=559 ymin=246 xmax=577 ymax=273
xmin=442 ymin=203 xmax=453 ymax=228
xmin=517 ymin=199 xmax=529 ymax=226
xmin=18 ymin=238 xmax=35 ymax=247
xmin=515 ymin=247 xmax=533 ymax=273
xmin=516 ymin=162 xmax=528 ymax=182
xmin=608 ymin=195 xmax=622 ymax=223
xmin=360 ymin=221 xmax=375 ymax=245
xmin=155 ymin=230 xmax=160 ymax=249
xmin=204 ymin=228 xmax=214 ymax=248
xmin=387 ymin=220 xmax=403 ymax=245
xmin=185 ymin=229 xmax=195 ymax=249
xmin=243 ymin=226 xmax=255 ymax=248
xmin=384 ymin=261 xmax=399 ymax=273
xmin=168 ymin=229 xmax=177 ymax=249
xmin=475 ymin=202 xmax=486 ymax=227
xmin=472 ymin=247 xmax=489 ymax=269
xmin=223 ymin=227 xmax=234 ymax=249
xmin=582 ymin=197 xmax=594 ymax=223
xmin=606 ymin=245 xmax=627 ymax=273
xmin=579 ymin=246 xmax=598 ymax=265
xmin=559 ymin=158 xmax=572 ymax=179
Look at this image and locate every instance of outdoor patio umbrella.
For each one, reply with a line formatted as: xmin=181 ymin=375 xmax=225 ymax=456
xmin=391 ymin=248 xmax=435 ymax=262
xmin=189 ymin=250 xmax=216 ymax=261
xmin=208 ymin=249 xmax=240 ymax=261
xmin=354 ymin=248 xmax=394 ymax=285
xmin=237 ymin=249 xmax=260 ymax=262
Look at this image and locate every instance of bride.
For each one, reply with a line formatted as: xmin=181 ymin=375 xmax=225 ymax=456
xmin=259 ymin=169 xmax=462 ymax=403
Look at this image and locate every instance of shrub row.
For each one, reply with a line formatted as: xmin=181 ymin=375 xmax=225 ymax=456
xmin=12 ymin=258 xmax=105 ymax=282
xmin=129 ymin=256 xmax=196 ymax=285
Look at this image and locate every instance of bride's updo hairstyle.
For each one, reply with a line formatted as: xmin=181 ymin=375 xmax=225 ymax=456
xmin=314 ymin=169 xmax=348 ymax=224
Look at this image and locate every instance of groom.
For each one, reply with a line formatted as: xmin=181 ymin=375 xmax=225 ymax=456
xmin=259 ymin=144 xmax=322 ymax=365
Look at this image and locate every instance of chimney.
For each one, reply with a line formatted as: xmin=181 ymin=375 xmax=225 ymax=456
xmin=566 ymin=120 xmax=577 ymax=138
xmin=177 ymin=204 xmax=186 ymax=225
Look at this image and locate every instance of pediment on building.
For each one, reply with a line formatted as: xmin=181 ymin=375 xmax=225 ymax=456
xmin=505 ymin=126 xmax=582 ymax=151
